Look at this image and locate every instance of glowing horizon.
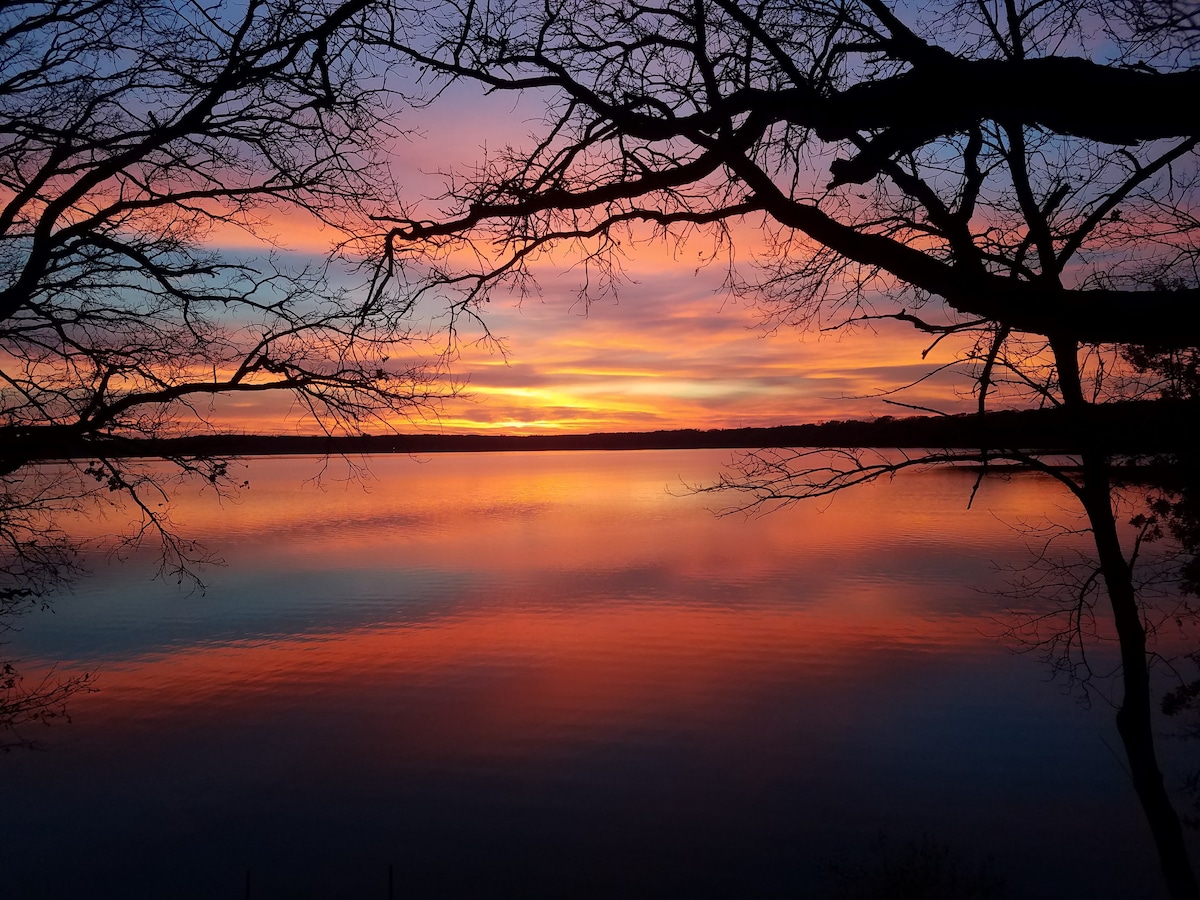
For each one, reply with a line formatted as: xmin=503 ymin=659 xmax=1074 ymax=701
xmin=202 ymin=90 xmax=983 ymax=437
xmin=203 ymin=240 xmax=980 ymax=435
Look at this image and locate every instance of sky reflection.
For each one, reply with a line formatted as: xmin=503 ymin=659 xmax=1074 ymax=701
xmin=3 ymin=451 xmax=1182 ymax=899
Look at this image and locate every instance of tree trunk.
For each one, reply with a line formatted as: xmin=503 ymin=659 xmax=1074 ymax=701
xmin=1080 ymin=452 xmax=1199 ymax=900
xmin=1051 ymin=335 xmax=1197 ymax=898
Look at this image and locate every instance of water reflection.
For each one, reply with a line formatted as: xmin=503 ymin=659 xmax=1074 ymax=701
xmin=715 ymin=443 xmax=1200 ymax=899
xmin=2 ymin=450 xmax=1197 ymax=898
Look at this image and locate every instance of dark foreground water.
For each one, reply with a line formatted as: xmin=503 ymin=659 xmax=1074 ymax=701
xmin=3 ymin=450 xmax=1197 ymax=899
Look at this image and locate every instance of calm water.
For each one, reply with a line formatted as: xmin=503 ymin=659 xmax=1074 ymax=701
xmin=3 ymin=450 xmax=1195 ymax=898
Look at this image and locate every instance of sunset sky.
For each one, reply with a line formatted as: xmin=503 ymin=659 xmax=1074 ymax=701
xmin=213 ymin=85 xmax=977 ymax=436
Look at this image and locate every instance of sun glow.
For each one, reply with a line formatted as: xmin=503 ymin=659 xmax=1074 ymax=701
xmin=193 ymin=112 xmax=981 ymax=437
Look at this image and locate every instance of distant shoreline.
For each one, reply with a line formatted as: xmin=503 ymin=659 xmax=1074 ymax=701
xmin=16 ymin=400 xmax=1194 ymax=463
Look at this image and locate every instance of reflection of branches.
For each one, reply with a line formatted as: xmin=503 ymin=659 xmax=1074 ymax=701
xmin=4 ymin=458 xmax=224 ymax=597
xmin=1 ymin=663 xmax=95 ymax=752
xmin=699 ymin=443 xmax=1200 ymax=898
xmin=989 ymin=482 xmax=1200 ymax=704
xmin=997 ymin=515 xmax=1113 ymax=700
xmin=1 ymin=471 xmax=86 ymax=639
xmin=1 ymin=475 xmax=86 ymax=748
xmin=0 ymin=459 xmax=226 ymax=748
xmin=1003 ymin=518 xmax=1104 ymax=686
xmin=693 ymin=446 xmax=1082 ymax=513
xmin=79 ymin=457 xmax=224 ymax=585
xmin=701 ymin=446 xmax=1107 ymax=696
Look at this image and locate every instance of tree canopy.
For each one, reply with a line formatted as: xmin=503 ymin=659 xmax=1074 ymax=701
xmin=0 ymin=0 xmax=443 ymax=708
xmin=370 ymin=19 xmax=1200 ymax=888
xmin=375 ymin=0 xmax=1200 ymax=416
xmin=0 ymin=0 xmax=439 ymax=479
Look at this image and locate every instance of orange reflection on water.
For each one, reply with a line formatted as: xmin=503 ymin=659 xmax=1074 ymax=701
xmin=40 ymin=451 xmax=1097 ymax=776
xmin=16 ymin=444 xmax=1146 ymax=900
xmin=78 ymin=596 xmax=992 ymax=767
xmin=141 ymin=451 xmax=1083 ymax=563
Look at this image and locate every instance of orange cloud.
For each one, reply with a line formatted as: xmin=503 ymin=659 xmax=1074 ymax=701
xmin=197 ymin=99 xmax=982 ymax=436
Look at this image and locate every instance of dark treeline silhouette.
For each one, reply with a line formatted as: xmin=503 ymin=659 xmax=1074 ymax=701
xmin=11 ymin=399 xmax=1197 ymax=462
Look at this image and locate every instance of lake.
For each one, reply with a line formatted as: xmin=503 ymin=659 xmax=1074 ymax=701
xmin=3 ymin=449 xmax=1196 ymax=898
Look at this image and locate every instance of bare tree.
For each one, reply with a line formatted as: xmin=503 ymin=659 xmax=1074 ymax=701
xmin=372 ymin=0 xmax=1199 ymax=417
xmin=1 ymin=0 xmax=444 ymax=470
xmin=365 ymin=2 xmax=1200 ymax=895
xmin=0 ymin=0 xmax=455 ymax=559
xmin=0 ymin=0 xmax=447 ymax=738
